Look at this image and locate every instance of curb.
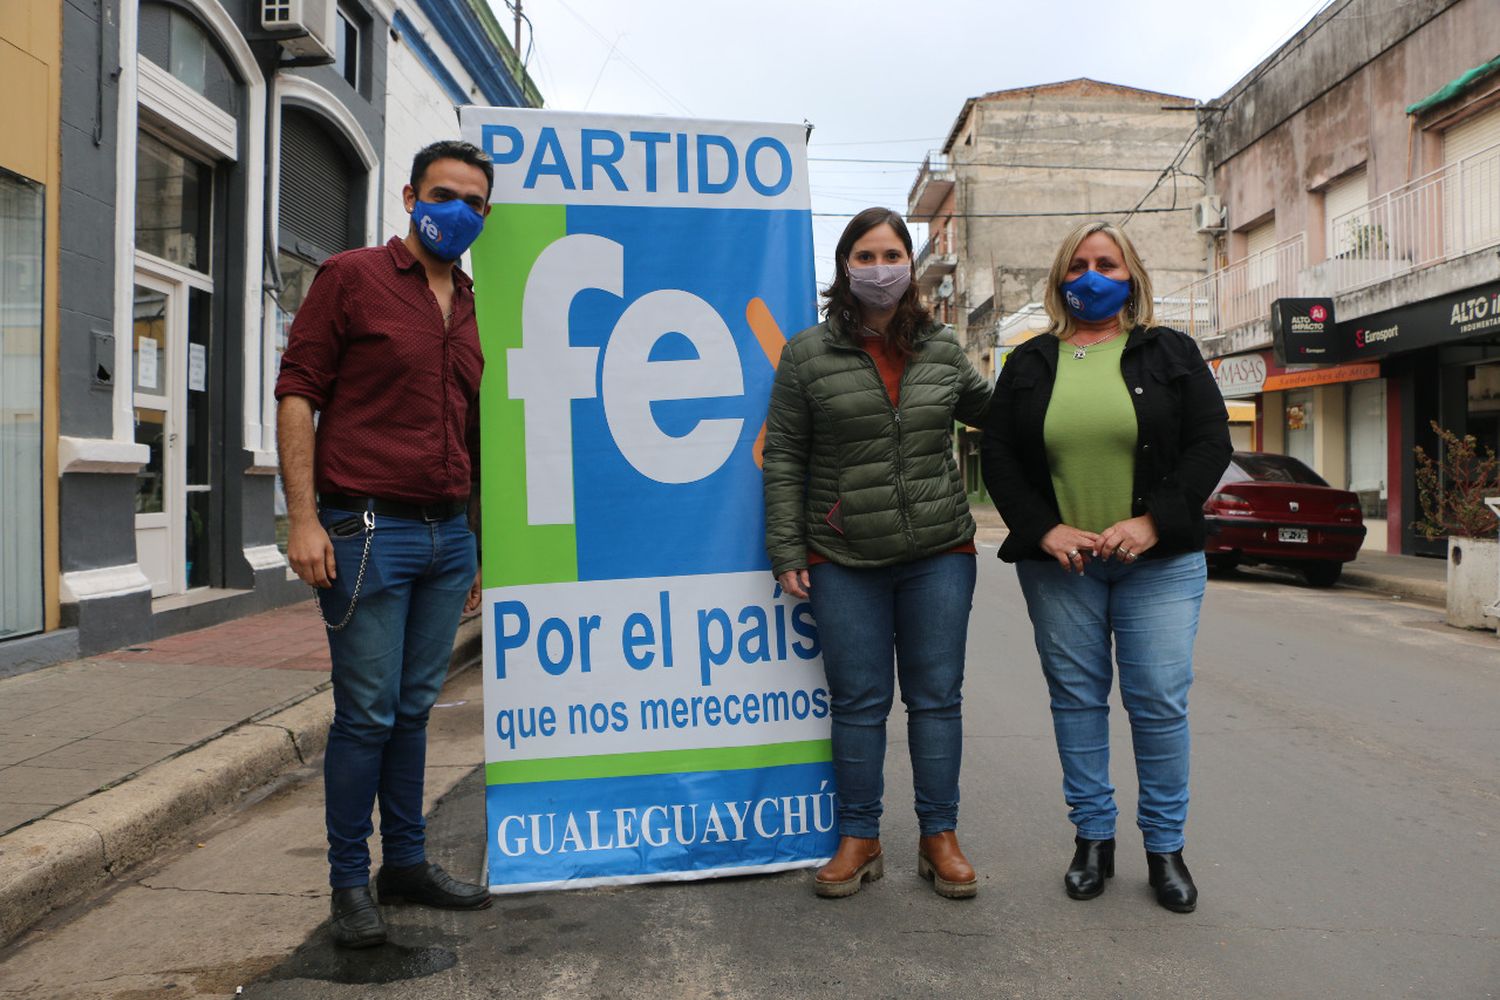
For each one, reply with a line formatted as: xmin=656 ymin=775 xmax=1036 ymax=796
xmin=1338 ymin=569 xmax=1446 ymax=606
xmin=0 ymin=614 xmax=483 ymax=947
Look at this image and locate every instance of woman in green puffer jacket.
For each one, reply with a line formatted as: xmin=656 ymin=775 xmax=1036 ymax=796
xmin=762 ymin=207 xmax=992 ymax=900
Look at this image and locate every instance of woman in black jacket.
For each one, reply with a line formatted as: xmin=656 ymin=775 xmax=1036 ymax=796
xmin=980 ymin=221 xmax=1230 ymax=913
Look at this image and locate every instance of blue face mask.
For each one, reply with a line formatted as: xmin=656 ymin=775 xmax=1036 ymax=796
xmin=1060 ymin=269 xmax=1132 ymax=322
xmin=411 ymin=199 xmax=485 ymax=261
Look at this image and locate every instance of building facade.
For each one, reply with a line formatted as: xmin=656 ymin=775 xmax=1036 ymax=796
xmin=908 ymin=79 xmax=1210 ymax=374
xmin=1 ymin=0 xmax=538 ymax=674
xmin=1160 ymin=0 xmax=1500 ymax=555
xmin=907 ymin=78 xmax=1211 ymax=495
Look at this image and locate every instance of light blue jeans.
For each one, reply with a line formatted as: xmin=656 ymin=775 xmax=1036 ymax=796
xmin=1015 ymin=551 xmax=1206 ymax=853
xmin=317 ymin=507 xmax=476 ymax=889
xmin=808 ymin=552 xmax=976 ymax=839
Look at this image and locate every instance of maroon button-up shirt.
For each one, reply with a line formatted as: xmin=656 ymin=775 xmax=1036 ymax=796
xmin=275 ymin=236 xmax=483 ymax=504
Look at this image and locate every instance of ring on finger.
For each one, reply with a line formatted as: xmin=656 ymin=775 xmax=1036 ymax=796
xmin=1068 ymin=548 xmax=1080 ymax=558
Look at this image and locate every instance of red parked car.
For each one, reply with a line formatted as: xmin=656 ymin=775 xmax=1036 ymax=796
xmin=1203 ymin=451 xmax=1367 ymax=587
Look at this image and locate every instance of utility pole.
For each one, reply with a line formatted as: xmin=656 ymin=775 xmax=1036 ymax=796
xmin=514 ymin=0 xmax=522 ymax=54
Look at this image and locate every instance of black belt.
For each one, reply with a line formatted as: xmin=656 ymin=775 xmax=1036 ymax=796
xmin=320 ymin=493 xmax=468 ymax=523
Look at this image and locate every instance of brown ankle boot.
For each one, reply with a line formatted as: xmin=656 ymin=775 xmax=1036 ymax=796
xmin=814 ymin=836 xmax=883 ymax=898
xmin=918 ymin=830 xmax=978 ymax=899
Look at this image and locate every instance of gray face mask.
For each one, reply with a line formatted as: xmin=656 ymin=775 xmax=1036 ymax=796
xmin=847 ymin=263 xmax=912 ymax=311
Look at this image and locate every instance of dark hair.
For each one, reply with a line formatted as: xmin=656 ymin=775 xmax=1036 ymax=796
xmin=410 ymin=140 xmax=494 ymax=201
xmin=821 ymin=206 xmax=932 ymax=356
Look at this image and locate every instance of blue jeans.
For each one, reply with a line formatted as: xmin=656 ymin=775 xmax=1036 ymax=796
xmin=316 ymin=507 xmax=476 ymax=889
xmin=1015 ymin=552 xmax=1206 ymax=853
xmin=808 ymin=552 xmax=976 ymax=839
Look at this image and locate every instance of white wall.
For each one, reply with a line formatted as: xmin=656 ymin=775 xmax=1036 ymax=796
xmin=382 ymin=5 xmax=486 ymax=236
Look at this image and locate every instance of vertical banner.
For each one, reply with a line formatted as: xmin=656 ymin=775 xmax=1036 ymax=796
xmin=459 ymin=109 xmax=834 ymax=891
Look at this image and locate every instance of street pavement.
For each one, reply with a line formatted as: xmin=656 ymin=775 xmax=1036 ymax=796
xmin=1 ymin=544 xmax=1495 ymax=999
xmin=0 ymin=603 xmax=332 ymax=836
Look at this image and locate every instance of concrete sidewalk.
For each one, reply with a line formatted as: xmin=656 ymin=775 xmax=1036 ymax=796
xmin=969 ymin=501 xmax=1449 ymax=605
xmin=0 ymin=599 xmax=480 ymax=945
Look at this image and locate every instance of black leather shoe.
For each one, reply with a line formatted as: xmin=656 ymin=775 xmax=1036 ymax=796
xmin=1065 ymin=836 xmax=1115 ymax=900
xmin=330 ymin=886 xmax=386 ymax=949
xmin=375 ymin=861 xmax=492 ymax=910
xmin=1146 ymin=850 xmax=1198 ymax=913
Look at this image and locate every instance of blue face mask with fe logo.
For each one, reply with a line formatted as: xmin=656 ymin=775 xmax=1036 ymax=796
xmin=412 ymin=199 xmax=486 ymax=261
xmin=1060 ymin=269 xmax=1131 ymax=322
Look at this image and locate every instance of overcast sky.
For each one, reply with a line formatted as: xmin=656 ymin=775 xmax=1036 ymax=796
xmin=491 ymin=0 xmax=1333 ymax=285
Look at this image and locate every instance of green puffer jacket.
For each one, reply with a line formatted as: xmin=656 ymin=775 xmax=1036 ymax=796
xmin=762 ymin=314 xmax=993 ymax=576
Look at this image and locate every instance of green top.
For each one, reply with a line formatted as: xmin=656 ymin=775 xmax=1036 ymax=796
xmin=1043 ymin=335 xmax=1137 ymax=533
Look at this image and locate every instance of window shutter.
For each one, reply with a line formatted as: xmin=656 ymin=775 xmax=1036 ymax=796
xmin=278 ymin=109 xmax=355 ymax=261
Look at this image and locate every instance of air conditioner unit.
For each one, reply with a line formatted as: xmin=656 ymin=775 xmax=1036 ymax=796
xmin=936 ymin=274 xmax=955 ymax=300
xmin=1192 ymin=196 xmax=1226 ymax=234
xmin=262 ymin=0 xmax=337 ymax=61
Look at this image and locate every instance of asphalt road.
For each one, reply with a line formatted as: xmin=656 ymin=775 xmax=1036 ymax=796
xmin=6 ymin=551 xmax=1498 ymax=999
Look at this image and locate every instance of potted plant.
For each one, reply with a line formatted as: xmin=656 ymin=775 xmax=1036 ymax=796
xmin=1412 ymin=421 xmax=1500 ymax=630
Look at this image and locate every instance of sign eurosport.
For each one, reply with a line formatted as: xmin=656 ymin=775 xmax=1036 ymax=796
xmin=458 ymin=108 xmax=836 ymax=892
xmin=1342 ymin=281 xmax=1500 ymax=360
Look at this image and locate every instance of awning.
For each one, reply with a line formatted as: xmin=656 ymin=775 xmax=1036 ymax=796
xmin=1406 ymin=55 xmax=1500 ymax=116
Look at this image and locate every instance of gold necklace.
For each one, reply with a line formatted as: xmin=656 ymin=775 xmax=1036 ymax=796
xmin=1070 ymin=329 xmax=1123 ymax=360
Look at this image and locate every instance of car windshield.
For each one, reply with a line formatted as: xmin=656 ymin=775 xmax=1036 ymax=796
xmin=1226 ymin=453 xmax=1329 ymax=486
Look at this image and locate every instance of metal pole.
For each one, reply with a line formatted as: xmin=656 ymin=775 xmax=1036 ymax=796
xmin=514 ymin=0 xmax=522 ymax=54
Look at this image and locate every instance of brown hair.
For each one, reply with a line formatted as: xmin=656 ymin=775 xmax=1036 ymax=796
xmin=821 ymin=207 xmax=932 ymax=356
xmin=1042 ymin=221 xmax=1155 ymax=340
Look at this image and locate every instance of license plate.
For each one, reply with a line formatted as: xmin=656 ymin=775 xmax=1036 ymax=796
xmin=1278 ymin=527 xmax=1309 ymax=543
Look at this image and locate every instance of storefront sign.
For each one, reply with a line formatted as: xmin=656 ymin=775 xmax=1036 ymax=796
xmin=1211 ymin=353 xmax=1268 ymax=397
xmin=1211 ymin=351 xmax=1379 ymax=397
xmin=1271 ymin=298 xmax=1338 ymax=365
xmin=460 ymin=108 xmax=834 ymax=893
xmin=1342 ymin=281 xmax=1500 ymax=359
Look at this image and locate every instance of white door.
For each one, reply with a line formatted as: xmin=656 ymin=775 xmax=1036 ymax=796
xmin=132 ymin=276 xmax=178 ymax=596
xmin=132 ymin=265 xmax=212 ymax=596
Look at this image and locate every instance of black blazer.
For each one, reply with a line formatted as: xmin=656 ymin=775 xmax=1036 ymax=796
xmin=980 ymin=325 xmax=1232 ymax=563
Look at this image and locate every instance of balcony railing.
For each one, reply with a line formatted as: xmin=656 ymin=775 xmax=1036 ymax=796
xmin=908 ymin=151 xmax=955 ymax=221
xmin=1157 ymin=234 xmax=1306 ymax=347
xmin=914 ymin=236 xmax=956 ymax=285
xmin=1328 ymin=141 xmax=1500 ymax=294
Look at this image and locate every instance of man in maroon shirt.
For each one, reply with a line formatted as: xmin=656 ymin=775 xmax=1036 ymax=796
xmin=275 ymin=140 xmax=493 ymax=949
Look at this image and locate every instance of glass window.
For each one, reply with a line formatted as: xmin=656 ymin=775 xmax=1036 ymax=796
xmin=1227 ymin=452 xmax=1329 ymax=487
xmin=0 ymin=170 xmax=44 ymax=639
xmin=1347 ymin=379 xmax=1387 ymax=519
xmin=132 ymin=283 xmax=168 ymax=394
xmin=168 ymin=11 xmax=209 ymax=95
xmin=138 ymin=3 xmax=239 ymax=113
xmin=134 ymin=406 xmax=167 ymax=514
xmin=335 ymin=11 xmax=359 ymax=89
xmin=136 ymin=132 xmax=213 ymax=273
xmin=1284 ymin=389 xmax=1314 ymax=469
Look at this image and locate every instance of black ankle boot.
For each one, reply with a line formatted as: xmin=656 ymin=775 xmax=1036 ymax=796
xmin=1146 ymin=850 xmax=1198 ymax=913
xmin=1064 ymin=836 xmax=1115 ymax=900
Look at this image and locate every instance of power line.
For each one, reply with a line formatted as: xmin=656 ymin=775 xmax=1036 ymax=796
xmin=1216 ymin=0 xmax=1343 ymax=112
xmin=812 ymin=207 xmax=1194 ymax=220
xmin=812 ymin=136 xmax=947 ymax=147
xmin=548 ymin=0 xmax=695 ymax=116
xmin=1118 ymin=127 xmax=1203 ymax=226
xmin=811 ymin=156 xmax=1165 ymax=173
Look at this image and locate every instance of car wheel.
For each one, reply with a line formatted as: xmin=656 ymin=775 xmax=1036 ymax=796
xmin=1208 ymin=554 xmax=1240 ymax=573
xmin=1303 ymin=562 xmax=1342 ymax=588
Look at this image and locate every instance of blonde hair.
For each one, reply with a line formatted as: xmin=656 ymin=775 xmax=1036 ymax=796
xmin=1042 ymin=221 xmax=1155 ymax=340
